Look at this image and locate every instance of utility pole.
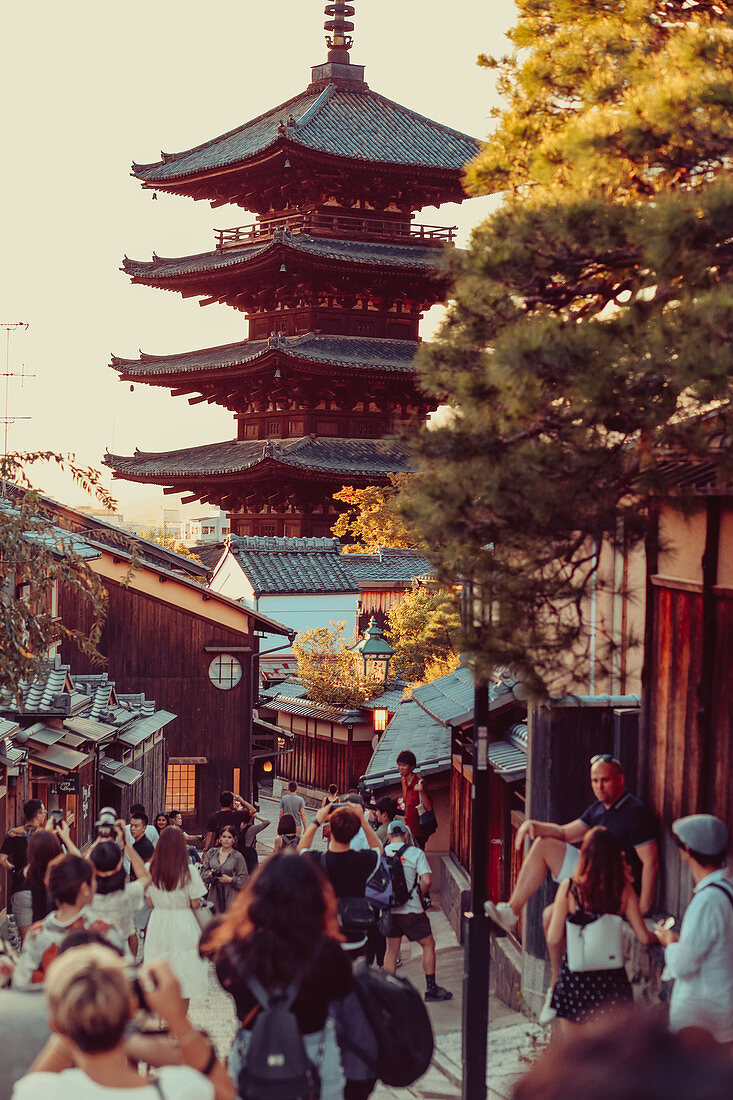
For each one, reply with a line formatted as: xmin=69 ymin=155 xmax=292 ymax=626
xmin=462 ymin=677 xmax=493 ymax=1100
xmin=0 ymin=321 xmax=31 ymax=498
xmin=460 ymin=574 xmax=497 ymax=1100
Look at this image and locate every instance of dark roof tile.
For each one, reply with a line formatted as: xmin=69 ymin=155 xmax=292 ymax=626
xmin=133 ymin=84 xmax=479 ymax=182
xmin=124 ymin=234 xmax=445 ymax=281
xmin=112 ymin=334 xmax=418 ymax=379
xmin=226 ymin=535 xmax=359 ymax=596
xmin=106 ymin=436 xmax=410 ymax=481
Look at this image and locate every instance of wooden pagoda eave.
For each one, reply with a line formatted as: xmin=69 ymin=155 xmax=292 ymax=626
xmin=136 ymin=138 xmax=472 ymax=210
xmin=111 ymin=456 xmax=401 ymax=490
xmin=115 ymin=350 xmax=420 ymax=392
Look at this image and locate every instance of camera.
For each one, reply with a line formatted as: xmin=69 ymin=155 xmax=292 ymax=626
xmin=126 ymin=964 xmax=158 ymax=1010
xmin=95 ymin=806 xmax=118 ymax=839
xmin=50 ymin=809 xmax=64 ymax=828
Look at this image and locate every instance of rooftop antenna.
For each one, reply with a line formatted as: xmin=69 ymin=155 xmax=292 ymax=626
xmin=1 ymin=322 xmax=32 ymax=499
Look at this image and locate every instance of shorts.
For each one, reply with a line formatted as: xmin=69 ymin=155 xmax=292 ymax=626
xmin=385 ymin=911 xmax=432 ymax=942
xmin=553 ymin=844 xmax=581 ymax=883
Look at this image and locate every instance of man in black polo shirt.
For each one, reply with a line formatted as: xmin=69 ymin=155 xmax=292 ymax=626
xmin=0 ymin=798 xmax=47 ymax=901
xmin=485 ymin=755 xmax=658 ymax=937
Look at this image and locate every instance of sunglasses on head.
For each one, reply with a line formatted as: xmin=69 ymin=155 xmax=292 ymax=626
xmin=590 ymin=754 xmax=622 ymax=769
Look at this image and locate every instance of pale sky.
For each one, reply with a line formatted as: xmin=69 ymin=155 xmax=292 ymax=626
xmin=0 ymin=0 xmax=516 ymax=522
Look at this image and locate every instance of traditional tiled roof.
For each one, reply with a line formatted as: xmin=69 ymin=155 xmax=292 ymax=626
xmin=0 ymin=500 xmax=101 ymax=563
xmin=112 ymin=334 xmax=419 ymax=380
xmin=410 ymin=664 xmax=477 ymax=726
xmin=364 ymin=698 xmax=450 ymax=785
xmin=106 ymin=436 xmax=410 ymax=482
xmin=226 ymin=535 xmax=359 ymax=596
xmin=123 ymin=234 xmax=445 ymax=282
xmin=259 ymin=678 xmax=405 ymax=725
xmin=188 ymin=541 xmax=227 ymax=574
xmin=132 ymin=84 xmax=480 ymax=182
xmin=343 ymin=547 xmax=433 ymax=585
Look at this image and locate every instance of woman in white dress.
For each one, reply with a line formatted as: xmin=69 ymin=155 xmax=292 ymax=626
xmin=137 ymin=826 xmax=209 ymax=1006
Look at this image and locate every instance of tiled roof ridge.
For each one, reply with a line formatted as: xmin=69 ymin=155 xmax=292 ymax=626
xmin=111 ymin=333 xmax=419 ymax=378
xmin=229 ymin=534 xmax=341 ymax=553
xmin=111 ymin=337 xmax=269 ymax=369
xmin=132 ymin=83 xmax=478 ymax=183
xmin=123 ymin=234 xmax=442 ymax=280
xmin=132 ymin=86 xmax=320 ymax=175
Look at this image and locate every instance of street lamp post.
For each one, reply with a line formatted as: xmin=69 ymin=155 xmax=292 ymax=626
xmin=350 ymin=616 xmax=395 ymax=682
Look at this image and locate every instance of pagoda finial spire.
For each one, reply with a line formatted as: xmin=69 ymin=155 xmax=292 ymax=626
xmin=324 ymin=2 xmax=355 ymax=64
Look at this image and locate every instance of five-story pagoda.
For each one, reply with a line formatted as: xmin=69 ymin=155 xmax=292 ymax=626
xmin=106 ymin=3 xmax=479 ymax=538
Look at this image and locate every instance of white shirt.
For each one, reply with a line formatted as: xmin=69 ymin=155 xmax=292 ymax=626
xmin=88 ymin=880 xmax=146 ymax=947
xmin=349 ymin=829 xmax=370 ymax=851
xmin=123 ymin=824 xmax=159 ymax=873
xmin=385 ymin=842 xmax=430 ymax=915
xmin=664 ymin=869 xmax=733 ymax=1042
xmin=13 ymin=1066 xmax=212 ymax=1100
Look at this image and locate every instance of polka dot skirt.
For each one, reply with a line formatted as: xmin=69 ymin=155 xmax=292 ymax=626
xmin=551 ymin=955 xmax=633 ymax=1023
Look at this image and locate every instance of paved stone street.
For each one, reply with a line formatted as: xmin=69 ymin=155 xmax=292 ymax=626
xmin=189 ymin=794 xmax=546 ymax=1098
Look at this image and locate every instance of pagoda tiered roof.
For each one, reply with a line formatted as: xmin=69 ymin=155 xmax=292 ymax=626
xmin=105 ymin=436 xmax=410 ymax=484
xmin=112 ymin=333 xmax=419 ymax=382
xmin=123 ymin=233 xmax=445 ymax=281
xmin=132 ymin=83 xmax=480 ymax=206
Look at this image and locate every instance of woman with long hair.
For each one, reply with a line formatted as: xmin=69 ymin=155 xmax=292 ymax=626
xmin=12 ymin=830 xmax=63 ymax=941
xmin=139 ymin=826 xmax=209 ymax=1004
xmin=202 ymin=853 xmax=351 ymax=1099
xmin=546 ymin=826 xmax=655 ymax=1032
xmin=201 ymin=826 xmax=248 ymax=914
xmin=273 ymin=813 xmax=299 ymax=852
xmin=155 ymin=812 xmax=169 ymax=834
xmin=12 ymin=945 xmax=233 ymax=1100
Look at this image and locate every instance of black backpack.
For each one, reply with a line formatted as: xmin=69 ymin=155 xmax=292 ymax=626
xmin=239 ymin=976 xmax=321 ymax=1100
xmin=383 ymin=844 xmax=416 ymax=908
xmin=342 ymin=960 xmax=434 ymax=1088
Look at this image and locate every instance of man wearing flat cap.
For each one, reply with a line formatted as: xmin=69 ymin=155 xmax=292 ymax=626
xmin=656 ymin=814 xmax=733 ymax=1042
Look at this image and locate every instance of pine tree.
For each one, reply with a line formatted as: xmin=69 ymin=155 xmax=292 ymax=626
xmin=403 ymin=0 xmax=733 ymax=694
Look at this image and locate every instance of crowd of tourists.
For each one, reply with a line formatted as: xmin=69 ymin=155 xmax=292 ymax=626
xmin=3 ymin=747 xmax=733 ymax=1099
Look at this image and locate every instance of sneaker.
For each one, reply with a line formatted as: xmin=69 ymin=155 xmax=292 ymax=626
xmin=425 ymin=985 xmax=453 ymax=1002
xmin=484 ymin=900 xmax=518 ymax=934
xmin=538 ymin=987 xmax=557 ymax=1027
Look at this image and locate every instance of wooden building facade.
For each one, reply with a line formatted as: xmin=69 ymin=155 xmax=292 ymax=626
xmin=59 ymin=537 xmax=290 ymax=833
xmin=644 ymin=494 xmax=733 ymax=914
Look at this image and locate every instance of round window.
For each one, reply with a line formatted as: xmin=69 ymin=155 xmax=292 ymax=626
xmin=208 ymin=654 xmax=243 ymax=690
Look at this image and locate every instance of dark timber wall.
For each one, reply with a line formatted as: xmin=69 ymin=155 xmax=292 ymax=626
xmin=60 ymin=578 xmax=256 ymax=831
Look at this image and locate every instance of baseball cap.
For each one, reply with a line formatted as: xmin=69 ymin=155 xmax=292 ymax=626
xmin=672 ymin=814 xmax=728 ymax=858
xmin=387 ymin=819 xmax=408 ymax=836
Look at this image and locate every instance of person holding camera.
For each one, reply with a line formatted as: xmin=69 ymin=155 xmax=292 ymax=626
xmin=88 ymin=824 xmax=156 ymax=958
xmin=12 ymin=855 xmax=125 ymax=990
xmin=1 ymin=799 xmax=50 ymax=918
xmin=201 ymin=826 xmax=247 ymax=915
xmin=11 ymin=829 xmax=68 ymax=944
xmin=11 ymin=945 xmax=233 ymax=1099
xmin=10 ymin=805 xmax=81 ymax=941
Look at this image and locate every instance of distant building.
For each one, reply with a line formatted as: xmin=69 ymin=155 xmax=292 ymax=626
xmin=207 ymin=535 xmax=433 ymax=677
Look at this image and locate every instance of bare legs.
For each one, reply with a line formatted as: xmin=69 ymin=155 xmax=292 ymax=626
xmin=542 ymin=903 xmax=564 ymax=984
xmin=507 ymin=838 xmax=567 ymax=916
xmin=384 ymin=934 xmax=435 ymax=976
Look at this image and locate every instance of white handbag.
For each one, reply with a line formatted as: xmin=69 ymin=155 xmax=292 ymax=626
xmin=565 ymin=912 xmax=625 ymax=972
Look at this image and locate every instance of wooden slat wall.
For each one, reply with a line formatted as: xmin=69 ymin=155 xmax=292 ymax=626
xmin=59 ymin=579 xmax=255 ymax=832
xmin=712 ymin=593 xmax=733 ymax=827
xmin=647 ymin=585 xmax=704 ymax=913
xmin=278 ymin=730 xmax=373 ymax=792
xmin=450 ymin=761 xmax=472 ymax=873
